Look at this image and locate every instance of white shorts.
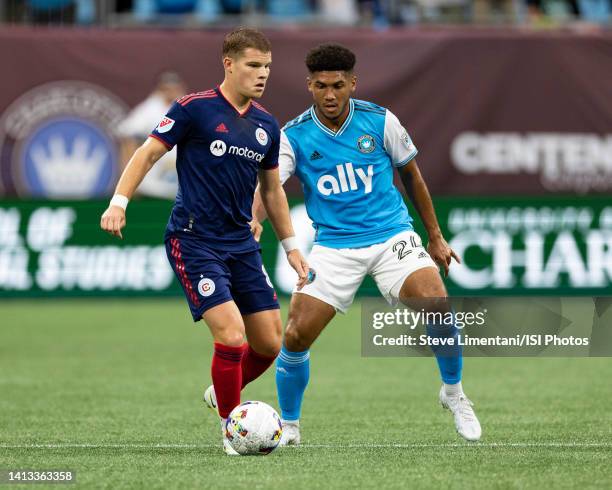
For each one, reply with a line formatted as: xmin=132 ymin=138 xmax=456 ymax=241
xmin=294 ymin=230 xmax=438 ymax=314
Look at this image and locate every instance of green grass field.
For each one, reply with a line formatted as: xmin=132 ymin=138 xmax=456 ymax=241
xmin=1 ymin=299 xmax=611 ymax=489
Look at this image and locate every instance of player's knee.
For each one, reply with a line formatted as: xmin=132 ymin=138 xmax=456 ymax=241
xmin=283 ymin=320 xmax=312 ymax=352
xmin=400 ymin=284 xmax=446 ymax=302
xmin=214 ymin=328 xmax=245 ymax=347
xmin=271 ymin=329 xmax=282 ymax=355
xmin=257 ymin=338 xmax=281 ymax=358
xmin=263 ymin=317 xmax=282 ymax=355
xmin=399 ymin=267 xmax=448 ymax=303
xmin=256 ymin=329 xmax=282 ymax=358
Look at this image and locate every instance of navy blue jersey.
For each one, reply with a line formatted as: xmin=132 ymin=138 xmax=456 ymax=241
xmin=150 ymin=87 xmax=280 ymax=252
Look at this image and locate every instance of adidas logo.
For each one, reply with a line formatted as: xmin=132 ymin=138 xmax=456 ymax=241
xmin=418 ymin=251 xmax=427 ymax=259
xmin=215 ymin=123 xmax=229 ymax=133
xmin=310 ymin=150 xmax=323 ymax=161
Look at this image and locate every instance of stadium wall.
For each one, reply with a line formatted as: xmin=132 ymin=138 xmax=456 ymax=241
xmin=0 ymin=27 xmax=611 ymax=198
xmin=0 ymin=28 xmax=610 ymax=297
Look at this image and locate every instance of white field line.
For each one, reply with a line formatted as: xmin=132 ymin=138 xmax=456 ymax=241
xmin=0 ymin=442 xmax=610 ymax=450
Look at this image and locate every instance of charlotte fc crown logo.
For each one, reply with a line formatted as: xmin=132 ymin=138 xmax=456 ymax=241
xmin=30 ymin=132 xmax=110 ymax=198
xmin=357 ymin=134 xmax=375 ymax=153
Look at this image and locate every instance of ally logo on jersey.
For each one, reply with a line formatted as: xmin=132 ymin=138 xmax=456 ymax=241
xmin=317 ymin=162 xmax=373 ymax=196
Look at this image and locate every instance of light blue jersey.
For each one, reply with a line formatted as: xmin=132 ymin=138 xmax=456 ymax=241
xmin=280 ymin=98 xmax=418 ymax=249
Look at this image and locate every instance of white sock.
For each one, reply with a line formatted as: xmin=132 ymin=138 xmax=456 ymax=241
xmin=281 ymin=418 xmax=299 ymax=427
xmin=444 ymin=381 xmax=463 ymax=397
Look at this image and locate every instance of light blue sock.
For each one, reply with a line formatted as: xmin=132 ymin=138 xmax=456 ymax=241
xmin=276 ymin=346 xmax=310 ymax=421
xmin=426 ymin=321 xmax=463 ymax=385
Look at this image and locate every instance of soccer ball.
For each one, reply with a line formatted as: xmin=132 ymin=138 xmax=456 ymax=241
xmin=225 ymin=401 xmax=283 ymax=455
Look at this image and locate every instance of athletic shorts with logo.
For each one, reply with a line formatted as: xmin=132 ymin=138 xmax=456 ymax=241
xmin=296 ymin=230 xmax=437 ymax=313
xmin=165 ymin=235 xmax=279 ymax=322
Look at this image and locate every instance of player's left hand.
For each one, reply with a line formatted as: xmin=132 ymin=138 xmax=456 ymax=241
xmin=249 ymin=219 xmax=263 ymax=242
xmin=286 ymin=249 xmax=310 ymax=290
xmin=427 ymin=236 xmax=461 ymax=277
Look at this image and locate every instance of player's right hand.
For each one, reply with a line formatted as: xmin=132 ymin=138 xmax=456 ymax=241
xmin=100 ymin=206 xmax=126 ymax=239
xmin=287 ymin=249 xmax=309 ymax=291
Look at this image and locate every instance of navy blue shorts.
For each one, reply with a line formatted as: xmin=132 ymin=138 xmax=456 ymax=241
xmin=165 ymin=235 xmax=279 ymax=322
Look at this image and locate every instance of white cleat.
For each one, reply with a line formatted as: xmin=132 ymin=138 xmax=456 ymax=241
xmin=221 ymin=418 xmax=239 ymax=456
xmin=204 ymin=388 xmax=237 ymax=455
xmin=279 ymin=420 xmax=301 ymax=446
xmin=439 ymin=386 xmax=482 ymax=441
xmin=203 ymin=385 xmax=218 ymax=416
xmin=223 ymin=436 xmax=240 ymax=456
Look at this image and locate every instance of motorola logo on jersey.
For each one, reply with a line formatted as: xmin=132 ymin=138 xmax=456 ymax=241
xmin=228 ymin=145 xmax=264 ymax=162
xmin=210 ymin=140 xmax=227 ymax=156
xmin=317 ymin=163 xmax=374 ymax=196
xmin=209 ymin=139 xmax=264 ymax=162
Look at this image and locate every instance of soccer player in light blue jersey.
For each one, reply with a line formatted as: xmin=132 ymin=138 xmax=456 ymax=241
xmin=252 ymin=43 xmax=482 ymax=444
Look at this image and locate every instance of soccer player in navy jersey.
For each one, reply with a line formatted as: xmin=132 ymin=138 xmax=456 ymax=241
xmin=251 ymin=44 xmax=481 ymax=444
xmin=100 ymin=28 xmax=309 ymax=455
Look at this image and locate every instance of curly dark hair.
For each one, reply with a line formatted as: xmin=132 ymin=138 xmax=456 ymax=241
xmin=305 ymin=44 xmax=356 ymax=73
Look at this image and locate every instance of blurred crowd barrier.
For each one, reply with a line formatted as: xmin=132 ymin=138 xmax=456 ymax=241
xmin=1 ymin=0 xmax=611 ymax=27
